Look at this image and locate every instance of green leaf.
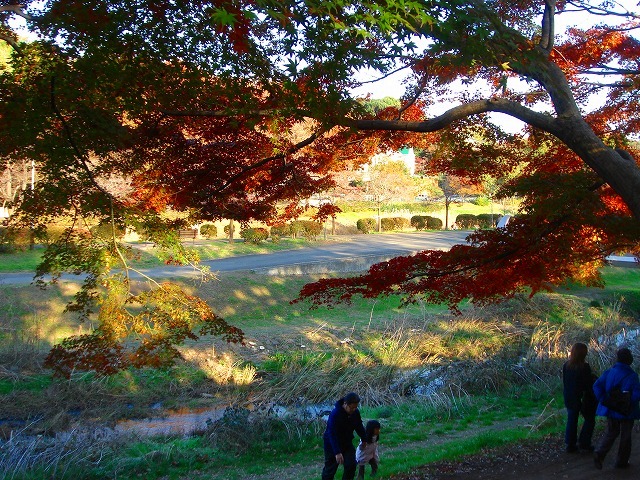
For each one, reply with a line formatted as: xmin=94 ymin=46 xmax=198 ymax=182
xmin=211 ymin=7 xmax=238 ymax=27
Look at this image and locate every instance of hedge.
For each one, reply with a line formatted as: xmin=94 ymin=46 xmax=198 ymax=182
xmin=476 ymin=214 xmax=498 ymax=229
xmin=200 ymin=223 xmax=218 ymax=238
xmin=455 ymin=214 xmax=477 ymax=229
xmin=0 ymin=227 xmax=32 ymax=252
xmin=410 ymin=215 xmax=442 ymax=230
xmin=290 ymin=220 xmax=323 ymax=240
xmin=410 ymin=215 xmax=427 ymax=230
xmin=240 ymin=227 xmax=269 ymax=244
xmin=270 ymin=224 xmax=291 ymax=237
xmin=356 ymin=218 xmax=377 ymax=234
xmin=425 ymin=216 xmax=443 ymax=230
xmin=380 ymin=217 xmax=410 ymax=231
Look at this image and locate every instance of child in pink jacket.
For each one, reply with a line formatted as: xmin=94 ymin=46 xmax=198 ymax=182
xmin=356 ymin=420 xmax=381 ymax=479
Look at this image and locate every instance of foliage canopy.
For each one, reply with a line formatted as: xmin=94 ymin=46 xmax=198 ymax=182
xmin=2 ymin=1 xmax=640 ymax=372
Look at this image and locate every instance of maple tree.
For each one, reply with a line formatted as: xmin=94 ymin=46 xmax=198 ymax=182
xmin=436 ymin=173 xmax=481 ymax=229
xmin=2 ymin=1 xmax=640 ymax=373
xmin=365 ymin=160 xmax=418 ymax=231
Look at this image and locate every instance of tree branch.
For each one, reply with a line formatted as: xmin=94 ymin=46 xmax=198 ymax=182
xmin=397 ymin=76 xmax=428 ymax=119
xmin=0 ymin=4 xmax=32 ymax=20
xmin=539 ymin=0 xmax=556 ymax=53
xmin=209 ymin=128 xmax=326 ymax=194
xmin=0 ymin=33 xmax=22 ymax=53
xmin=349 ymin=97 xmax=559 ymax=135
xmin=564 ymin=0 xmax=640 ymax=19
xmin=584 ymin=66 xmax=640 ymax=76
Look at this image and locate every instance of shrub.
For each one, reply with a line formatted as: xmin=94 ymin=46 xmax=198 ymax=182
xmin=398 ymin=217 xmax=411 ymax=229
xmin=200 ymin=223 xmax=217 ymax=238
xmin=269 ymin=224 xmax=290 ymax=244
xmin=424 ymin=216 xmax=443 ymax=230
xmin=270 ymin=224 xmax=291 ymax=237
xmin=240 ymin=227 xmax=269 ymax=244
xmin=380 ymin=218 xmax=394 ymax=231
xmin=44 ymin=224 xmax=68 ymax=243
xmin=289 ymin=221 xmax=304 ymax=238
xmin=288 ymin=220 xmax=322 ymax=240
xmin=0 ymin=226 xmax=16 ymax=252
xmin=473 ymin=196 xmax=491 ymax=206
xmin=455 ymin=214 xmax=477 ymax=229
xmin=476 ymin=214 xmax=497 ymax=229
xmin=356 ymin=218 xmax=377 ymax=234
xmin=300 ymin=220 xmax=323 ymax=240
xmin=410 ymin=215 xmax=427 ymax=230
xmin=381 ymin=217 xmax=410 ymax=231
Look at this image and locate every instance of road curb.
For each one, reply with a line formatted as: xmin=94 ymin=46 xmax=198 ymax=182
xmin=253 ymin=253 xmax=417 ymax=275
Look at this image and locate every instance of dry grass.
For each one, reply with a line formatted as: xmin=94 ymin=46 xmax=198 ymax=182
xmin=0 ymin=426 xmax=120 ymax=480
xmin=180 ymin=349 xmax=257 ymax=386
xmin=1 ymin=271 xmax=638 ymax=434
xmin=204 ymin=407 xmax=325 ymax=454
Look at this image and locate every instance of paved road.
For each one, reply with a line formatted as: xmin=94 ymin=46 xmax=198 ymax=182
xmin=0 ymin=231 xmax=469 ymax=286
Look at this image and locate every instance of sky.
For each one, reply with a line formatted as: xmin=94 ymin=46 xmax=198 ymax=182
xmin=351 ymin=1 xmax=640 ymax=99
xmin=349 ymin=1 xmax=640 ymax=132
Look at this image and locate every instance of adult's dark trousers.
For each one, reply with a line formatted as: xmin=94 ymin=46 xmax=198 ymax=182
xmin=322 ymin=440 xmax=357 ymax=480
xmin=595 ymin=418 xmax=635 ymax=466
xmin=565 ymin=407 xmax=595 ymax=448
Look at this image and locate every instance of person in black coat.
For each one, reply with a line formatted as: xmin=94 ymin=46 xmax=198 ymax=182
xmin=562 ymin=342 xmax=596 ymax=452
xmin=322 ymin=392 xmax=367 ymax=480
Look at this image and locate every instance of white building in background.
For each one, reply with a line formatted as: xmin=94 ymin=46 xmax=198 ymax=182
xmin=361 ymin=147 xmax=416 ymax=178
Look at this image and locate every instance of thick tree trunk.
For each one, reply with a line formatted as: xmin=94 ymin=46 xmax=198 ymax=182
xmin=523 ymin=58 xmax=640 ymax=222
xmin=556 ymin=118 xmax=640 ymax=221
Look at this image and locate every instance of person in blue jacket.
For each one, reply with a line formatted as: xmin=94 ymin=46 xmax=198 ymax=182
xmin=592 ymin=347 xmax=640 ymax=469
xmin=322 ymin=392 xmax=367 ymax=480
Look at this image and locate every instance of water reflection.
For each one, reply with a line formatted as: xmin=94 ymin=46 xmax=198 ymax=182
xmin=114 ymin=406 xmax=226 ymax=437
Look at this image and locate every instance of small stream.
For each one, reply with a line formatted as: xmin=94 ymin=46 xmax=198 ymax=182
xmin=113 ymin=406 xmax=227 ymax=437
xmin=1 ymin=402 xmax=333 ymax=441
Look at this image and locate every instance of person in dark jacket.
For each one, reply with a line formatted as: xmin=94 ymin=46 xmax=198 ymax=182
xmin=562 ymin=342 xmax=596 ymax=452
xmin=593 ymin=347 xmax=640 ymax=469
xmin=322 ymin=392 xmax=367 ymax=480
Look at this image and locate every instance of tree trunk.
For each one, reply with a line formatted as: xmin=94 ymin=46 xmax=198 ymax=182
xmin=445 ymin=200 xmax=450 ymax=230
xmin=228 ymin=219 xmax=234 ymax=243
xmin=556 ymin=118 xmax=640 ymax=221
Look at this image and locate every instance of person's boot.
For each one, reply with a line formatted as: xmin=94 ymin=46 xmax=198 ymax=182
xmin=356 ymin=465 xmax=365 ymax=480
xmin=371 ymin=461 xmax=378 ymax=477
xmin=594 ymin=452 xmax=604 ymax=470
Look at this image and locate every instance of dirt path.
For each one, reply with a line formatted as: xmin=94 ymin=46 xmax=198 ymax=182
xmin=390 ymin=428 xmax=640 ymax=480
